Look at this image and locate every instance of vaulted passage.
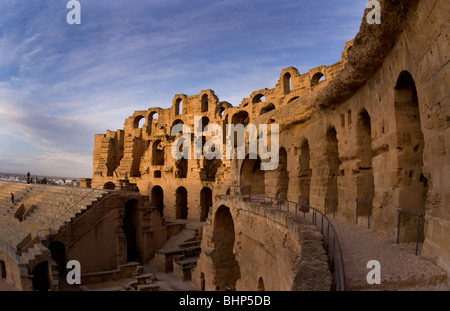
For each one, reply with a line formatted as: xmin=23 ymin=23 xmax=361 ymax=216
xmin=32 ymin=261 xmax=50 ymax=291
xmin=123 ymin=199 xmax=139 ymax=262
xmin=49 ymin=241 xmax=67 ymax=277
xmin=356 ymin=109 xmax=375 ymax=216
xmin=0 ymin=260 xmax=6 ymax=279
xmin=212 ymin=205 xmax=240 ymax=290
xmin=394 ymin=71 xmax=427 ymax=242
xmin=151 ymin=186 xmax=164 ymax=216
xmin=299 ymin=140 xmax=311 ymax=206
xmin=152 ymin=140 xmax=165 ymax=166
xmin=200 ymin=187 xmax=212 ymax=222
xmin=276 ymin=147 xmax=289 ymax=199
xmin=325 ymin=127 xmax=340 ymax=213
xmin=176 ymin=187 xmax=188 ymax=220
xmin=240 ymin=155 xmax=265 ymax=195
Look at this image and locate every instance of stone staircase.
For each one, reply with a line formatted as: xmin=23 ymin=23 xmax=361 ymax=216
xmin=0 ymin=181 xmax=110 ymax=275
xmin=154 ymin=221 xmax=203 ymax=282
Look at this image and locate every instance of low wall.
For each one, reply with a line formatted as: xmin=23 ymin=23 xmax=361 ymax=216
xmin=192 ymin=195 xmax=332 ymax=291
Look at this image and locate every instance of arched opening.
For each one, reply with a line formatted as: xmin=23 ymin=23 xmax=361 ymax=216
xmin=252 ymin=94 xmax=265 ymax=104
xmin=200 ymin=187 xmax=212 ymax=222
xmin=103 ymin=182 xmax=115 ymax=190
xmin=231 ymin=111 xmax=250 ymax=148
xmin=356 ymin=110 xmax=375 ymax=215
xmin=123 ymin=199 xmax=139 ymax=262
xmin=283 ymin=72 xmax=292 ymax=95
xmin=146 ymin=111 xmax=159 ymax=136
xmin=219 ymin=107 xmax=225 ymax=118
xmin=151 ymin=186 xmax=164 ymax=216
xmin=212 ymin=205 xmax=240 ymax=290
xmin=175 ymin=158 xmax=188 ymax=178
xmin=176 ymin=187 xmax=188 ymax=220
xmin=325 ymin=127 xmax=340 ymax=214
xmin=201 ymin=157 xmax=221 ymax=182
xmin=276 ymin=147 xmax=289 ymax=200
xmin=231 ymin=111 xmax=249 ymax=127
xmin=152 ymin=140 xmax=165 ymax=166
xmin=154 ymin=170 xmax=161 ymax=178
xmin=133 ymin=115 xmax=146 ymax=129
xmin=175 ymin=98 xmax=183 ymax=116
xmin=201 ymin=94 xmax=209 ymax=113
xmin=0 ymin=260 xmax=6 ymax=279
xmin=131 ymin=140 xmax=148 ymax=178
xmin=311 ymin=72 xmax=325 ymax=88
xmin=49 ymin=241 xmax=66 ymax=277
xmin=201 ymin=273 xmax=206 ymax=291
xmin=171 ymin=119 xmax=184 ymax=137
xmin=240 ymin=155 xmax=265 ymax=195
xmin=257 ymin=277 xmax=265 ymax=291
xmin=299 ymin=140 xmax=312 ymax=207
xmin=394 ymin=71 xmax=427 ymax=242
xmin=199 ymin=116 xmax=210 ymax=132
xmin=32 ymin=261 xmax=50 ymax=291
xmin=259 ymin=103 xmax=275 ymax=116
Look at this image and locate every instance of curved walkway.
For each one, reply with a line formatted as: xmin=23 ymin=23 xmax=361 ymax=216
xmin=329 ymin=218 xmax=449 ymax=291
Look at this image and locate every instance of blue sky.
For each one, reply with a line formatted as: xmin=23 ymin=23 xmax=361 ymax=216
xmin=0 ymin=0 xmax=367 ymax=178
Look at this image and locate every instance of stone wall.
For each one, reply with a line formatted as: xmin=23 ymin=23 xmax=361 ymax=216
xmin=89 ymin=0 xmax=450 ymax=276
xmin=191 ymin=195 xmax=332 ymax=291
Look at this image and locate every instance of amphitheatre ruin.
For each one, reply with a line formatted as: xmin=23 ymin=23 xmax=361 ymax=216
xmin=0 ymin=0 xmax=449 ymax=292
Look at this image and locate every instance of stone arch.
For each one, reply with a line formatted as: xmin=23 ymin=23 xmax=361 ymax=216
xmin=152 ymin=140 xmax=165 ymax=166
xmin=133 ymin=115 xmax=146 ymax=129
xmin=0 ymin=260 xmax=6 ymax=279
xmin=260 ymin=103 xmax=275 ymax=116
xmin=231 ymin=111 xmax=250 ymax=127
xmin=151 ymin=186 xmax=164 ymax=216
xmin=325 ymin=127 xmax=340 ymax=214
xmin=299 ymin=139 xmax=312 ymax=206
xmin=356 ymin=109 xmax=375 ymax=214
xmin=240 ymin=155 xmax=265 ymax=195
xmin=311 ymin=72 xmax=325 ymax=88
xmin=146 ymin=111 xmax=159 ymax=135
xmin=175 ymin=158 xmax=188 ymax=178
xmin=175 ymin=98 xmax=183 ymax=116
xmin=394 ymin=71 xmax=427 ymax=242
xmin=257 ymin=277 xmax=265 ymax=291
xmin=252 ymin=93 xmax=265 ymax=104
xmin=276 ymin=147 xmax=289 ymax=200
xmin=200 ymin=187 xmax=213 ymax=222
xmin=201 ymin=94 xmax=209 ymax=113
xmin=201 ymin=157 xmax=221 ymax=182
xmin=211 ymin=205 xmax=240 ymax=290
xmin=103 ymin=182 xmax=115 ymax=190
xmin=171 ymin=119 xmax=184 ymax=134
xmin=32 ymin=261 xmax=50 ymax=291
xmin=123 ymin=199 xmax=139 ymax=262
xmin=176 ymin=187 xmax=188 ymax=220
xmin=49 ymin=241 xmax=66 ymax=277
xmin=283 ymin=72 xmax=292 ymax=95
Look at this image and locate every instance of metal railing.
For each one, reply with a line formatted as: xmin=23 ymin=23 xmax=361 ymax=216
xmin=396 ymin=209 xmax=423 ymax=256
xmin=227 ymin=187 xmax=346 ymax=291
xmin=44 ymin=186 xmax=102 ymax=232
xmin=324 ymin=197 xmax=337 ymax=218
xmin=355 ymin=200 xmax=372 ymax=229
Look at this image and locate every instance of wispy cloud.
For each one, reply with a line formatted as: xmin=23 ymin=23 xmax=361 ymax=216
xmin=0 ymin=0 xmax=366 ymax=177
